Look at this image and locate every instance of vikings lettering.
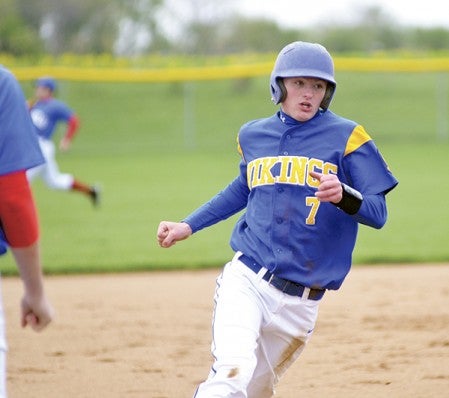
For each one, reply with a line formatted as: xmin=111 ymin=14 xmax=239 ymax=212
xmin=247 ymin=156 xmax=338 ymax=189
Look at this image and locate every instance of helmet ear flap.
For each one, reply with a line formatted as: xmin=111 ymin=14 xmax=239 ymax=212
xmin=270 ymin=77 xmax=286 ymax=104
xmin=320 ymin=83 xmax=336 ymax=110
xmin=277 ymin=78 xmax=287 ymax=103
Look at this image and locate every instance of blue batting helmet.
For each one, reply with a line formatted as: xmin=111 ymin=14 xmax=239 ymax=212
xmin=270 ymin=41 xmax=336 ymax=110
xmin=36 ymin=76 xmax=57 ymax=92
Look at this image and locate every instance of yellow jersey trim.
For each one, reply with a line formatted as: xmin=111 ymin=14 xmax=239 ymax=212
xmin=344 ymin=125 xmax=372 ymax=156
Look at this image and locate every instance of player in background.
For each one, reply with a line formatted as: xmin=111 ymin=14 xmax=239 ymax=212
xmin=157 ymin=41 xmax=398 ymax=397
xmin=0 ymin=66 xmax=54 ymax=398
xmin=27 ymin=76 xmax=100 ymax=206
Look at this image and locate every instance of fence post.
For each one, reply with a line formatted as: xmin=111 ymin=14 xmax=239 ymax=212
xmin=436 ymin=73 xmax=448 ymax=142
xmin=183 ymin=81 xmax=196 ymax=149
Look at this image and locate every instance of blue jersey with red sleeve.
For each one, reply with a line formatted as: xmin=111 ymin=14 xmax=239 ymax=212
xmin=29 ymin=97 xmax=74 ymax=140
xmin=0 ymin=66 xmax=44 ymax=176
xmin=184 ymin=109 xmax=398 ymax=290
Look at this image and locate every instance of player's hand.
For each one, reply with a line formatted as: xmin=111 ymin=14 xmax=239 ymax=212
xmin=309 ymin=171 xmax=343 ymax=203
xmin=21 ymin=294 xmax=54 ymax=332
xmin=59 ymin=137 xmax=71 ymax=152
xmin=157 ymin=221 xmax=192 ymax=248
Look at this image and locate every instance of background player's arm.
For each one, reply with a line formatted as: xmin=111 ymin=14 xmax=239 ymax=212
xmin=2 ymin=172 xmax=54 ymax=331
xmin=12 ymin=243 xmax=54 ymax=331
xmin=59 ymin=114 xmax=80 ymax=151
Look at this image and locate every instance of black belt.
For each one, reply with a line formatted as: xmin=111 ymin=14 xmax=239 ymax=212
xmin=239 ymin=254 xmax=325 ymax=301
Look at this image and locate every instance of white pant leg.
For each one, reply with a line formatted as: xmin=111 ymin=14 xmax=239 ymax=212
xmin=0 ymin=278 xmax=8 ymax=398
xmin=27 ymin=138 xmax=73 ymax=190
xmin=193 ymin=256 xmax=265 ymax=398
xmin=247 ymin=285 xmax=320 ymax=397
xmin=194 ymin=254 xmax=321 ymax=398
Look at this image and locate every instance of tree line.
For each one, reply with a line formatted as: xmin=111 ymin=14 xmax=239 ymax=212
xmin=1 ymin=0 xmax=449 ymax=57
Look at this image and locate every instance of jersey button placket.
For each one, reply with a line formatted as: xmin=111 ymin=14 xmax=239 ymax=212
xmin=273 ymin=132 xmax=291 ymax=262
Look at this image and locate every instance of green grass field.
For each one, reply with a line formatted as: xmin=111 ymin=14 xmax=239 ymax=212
xmin=1 ymin=72 xmax=448 ymax=275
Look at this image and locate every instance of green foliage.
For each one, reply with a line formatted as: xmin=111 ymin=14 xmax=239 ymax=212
xmin=0 ymin=0 xmax=42 ymax=55
xmin=2 ymin=1 xmax=449 ymax=56
xmin=1 ymin=73 xmax=448 ymax=275
xmin=411 ymin=27 xmax=449 ymax=50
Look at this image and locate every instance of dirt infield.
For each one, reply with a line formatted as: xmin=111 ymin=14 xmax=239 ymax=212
xmin=3 ymin=263 xmax=449 ymax=398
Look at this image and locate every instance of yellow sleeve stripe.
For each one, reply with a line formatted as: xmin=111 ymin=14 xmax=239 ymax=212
xmin=237 ymin=134 xmax=245 ymax=161
xmin=344 ymin=125 xmax=372 ymax=156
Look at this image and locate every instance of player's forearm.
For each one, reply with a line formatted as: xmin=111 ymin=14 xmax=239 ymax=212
xmin=13 ymin=242 xmax=54 ymax=331
xmin=352 ymin=193 xmax=388 ymax=229
xmin=64 ymin=115 xmax=79 ymax=141
xmin=184 ymin=176 xmax=249 ymax=233
xmin=11 ymin=242 xmax=46 ymax=298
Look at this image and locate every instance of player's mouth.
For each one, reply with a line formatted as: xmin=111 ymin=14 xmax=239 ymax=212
xmin=299 ymin=102 xmax=312 ymax=111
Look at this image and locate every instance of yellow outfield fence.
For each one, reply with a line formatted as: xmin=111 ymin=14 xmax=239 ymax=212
xmin=11 ymin=63 xmax=274 ymax=82
xmin=10 ymin=57 xmax=449 ymax=83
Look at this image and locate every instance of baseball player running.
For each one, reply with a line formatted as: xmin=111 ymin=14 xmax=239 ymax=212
xmin=0 ymin=65 xmax=54 ymax=398
xmin=157 ymin=41 xmax=398 ymax=397
xmin=27 ymin=77 xmax=100 ymax=206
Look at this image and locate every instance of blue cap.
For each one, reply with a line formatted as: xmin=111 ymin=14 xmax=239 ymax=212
xmin=36 ymin=76 xmax=57 ymax=92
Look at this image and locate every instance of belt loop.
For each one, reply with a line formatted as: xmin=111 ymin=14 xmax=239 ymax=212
xmin=233 ymin=251 xmax=243 ymax=263
xmin=256 ymin=267 xmax=268 ymax=282
xmin=301 ymin=287 xmax=311 ymax=301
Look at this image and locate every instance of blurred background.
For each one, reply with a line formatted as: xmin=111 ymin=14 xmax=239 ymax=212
xmin=1 ymin=0 xmax=449 ymax=57
xmin=1 ymin=0 xmax=448 ymax=273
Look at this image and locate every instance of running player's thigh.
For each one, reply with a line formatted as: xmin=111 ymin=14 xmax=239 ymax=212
xmin=212 ymin=262 xmax=264 ymax=355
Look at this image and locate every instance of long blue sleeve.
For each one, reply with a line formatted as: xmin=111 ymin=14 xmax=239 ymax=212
xmin=352 ymin=193 xmax=387 ymax=229
xmin=183 ymin=174 xmax=249 ymax=233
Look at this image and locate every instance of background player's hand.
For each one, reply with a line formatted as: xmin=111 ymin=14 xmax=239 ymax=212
xmin=309 ymin=171 xmax=343 ymax=203
xmin=59 ymin=137 xmax=72 ymax=152
xmin=21 ymin=293 xmax=54 ymax=332
xmin=157 ymin=221 xmax=192 ymax=248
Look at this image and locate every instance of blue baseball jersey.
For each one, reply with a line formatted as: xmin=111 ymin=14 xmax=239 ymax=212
xmin=29 ymin=97 xmax=74 ymax=140
xmin=0 ymin=66 xmax=44 ymax=176
xmin=184 ymin=110 xmax=398 ymax=290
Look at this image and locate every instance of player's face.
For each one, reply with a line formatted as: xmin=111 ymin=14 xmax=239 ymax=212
xmin=281 ymin=77 xmax=327 ymax=122
xmin=35 ymin=86 xmax=52 ymax=100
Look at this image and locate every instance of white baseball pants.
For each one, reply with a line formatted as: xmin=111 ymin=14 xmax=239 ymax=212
xmin=26 ymin=138 xmax=74 ymax=190
xmin=193 ymin=252 xmax=320 ymax=398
